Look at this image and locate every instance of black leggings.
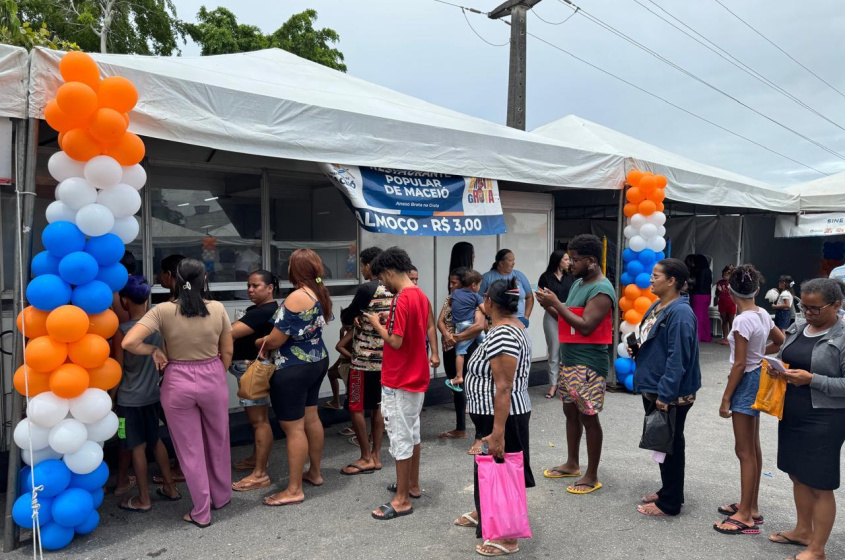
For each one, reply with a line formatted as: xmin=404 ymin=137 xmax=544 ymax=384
xmin=443 ymin=347 xmax=467 ymax=432
xmin=270 ymin=358 xmax=329 ymax=422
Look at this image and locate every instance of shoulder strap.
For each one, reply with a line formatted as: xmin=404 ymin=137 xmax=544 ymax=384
xmin=299 ymin=287 xmax=318 ymax=303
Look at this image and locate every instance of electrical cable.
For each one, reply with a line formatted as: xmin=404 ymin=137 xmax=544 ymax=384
xmin=531 ymin=4 xmax=578 ymax=26
xmin=462 ymin=8 xmax=509 ymax=47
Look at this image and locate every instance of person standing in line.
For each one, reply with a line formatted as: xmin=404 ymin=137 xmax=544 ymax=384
xmin=367 ymin=247 xmax=439 ymax=520
xmin=714 ymin=265 xmax=785 ymax=535
xmin=339 ymin=247 xmax=392 ymax=475
xmin=632 ymin=259 xmax=700 ymax=517
xmin=538 ymin=250 xmax=573 ymax=398
xmin=480 ymin=249 xmax=534 ymax=328
xmin=715 ymin=265 xmax=736 ymax=346
xmin=772 ymin=275 xmax=796 ymax=332
xmin=258 ymin=249 xmax=332 ymax=507
xmin=122 ymin=258 xmax=233 ymax=528
xmin=447 ymin=269 xmax=486 ymax=389
xmin=688 ymin=254 xmax=714 ymax=343
xmin=536 ymin=234 xmax=615 ymax=495
xmin=229 ymin=271 xmax=280 ymax=492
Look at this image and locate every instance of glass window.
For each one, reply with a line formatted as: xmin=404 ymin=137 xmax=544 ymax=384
xmin=268 ymin=174 xmax=358 ymax=285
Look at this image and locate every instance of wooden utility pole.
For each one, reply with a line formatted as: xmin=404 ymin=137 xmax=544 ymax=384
xmin=489 ymin=0 xmax=542 ymax=130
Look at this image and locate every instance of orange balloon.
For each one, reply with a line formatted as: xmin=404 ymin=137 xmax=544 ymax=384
xmin=57 ymin=131 xmax=66 ymax=150
xmin=107 ymin=132 xmax=145 ymax=166
xmin=98 ymin=76 xmax=138 ymax=113
xmin=88 ymin=107 xmax=129 ymax=145
xmin=634 ymin=296 xmax=653 ymax=314
xmin=648 ymin=188 xmax=666 ymax=203
xmin=639 ymin=199 xmax=657 ymax=216
xmin=623 ymin=203 xmax=638 ymax=218
xmin=624 ymin=284 xmax=642 ymax=301
xmin=638 ymin=175 xmax=658 ymax=195
xmin=49 ymin=363 xmax=90 ymax=399
xmin=648 ymin=291 xmax=659 ymax=301
xmin=88 ymin=358 xmax=122 ymax=391
xmin=626 ymin=187 xmax=644 ymax=204
xmin=63 ymin=128 xmax=104 ymax=161
xmin=17 ymin=306 xmax=50 ymax=339
xmin=619 ymin=296 xmax=634 ymax=312
xmin=14 ymin=365 xmax=51 ymax=397
xmin=87 ymin=309 xmax=119 ymax=339
xmin=44 ymin=99 xmax=87 ymax=133
xmin=626 ymin=169 xmax=644 ymax=187
xmin=657 ymin=202 xmax=665 ymax=212
xmin=25 ymin=336 xmax=68 ymax=372
xmin=46 ymin=305 xmax=90 ymax=343
xmin=624 ymin=309 xmax=643 ymax=325
xmin=56 ymin=82 xmax=99 ymax=120
xmin=68 ymin=333 xmax=110 ymax=369
xmin=60 ymin=52 xmax=100 ymax=90
xmin=121 ymin=112 xmax=130 ymax=127
xmin=654 ymin=175 xmax=668 ymax=188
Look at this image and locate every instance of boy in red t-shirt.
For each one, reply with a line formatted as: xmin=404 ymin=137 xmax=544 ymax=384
xmin=365 ymin=247 xmax=439 ymax=521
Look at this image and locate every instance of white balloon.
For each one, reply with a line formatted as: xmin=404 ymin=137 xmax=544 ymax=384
xmin=13 ymin=418 xmax=51 ymax=452
xmin=629 ymin=235 xmax=647 ymax=252
xmin=69 ymin=388 xmax=112 ymax=424
xmin=616 ymin=342 xmax=628 ymax=358
xmin=45 ymin=201 xmax=77 ymax=224
xmin=657 ymin=225 xmax=666 ymax=238
xmin=48 ymin=419 xmax=88 ymax=455
xmin=630 ymin=214 xmax=646 ymax=229
xmin=28 ymin=393 xmax=70 ymax=428
xmin=620 ymin=321 xmax=637 ymax=336
xmin=650 ymin=211 xmax=667 ymax=227
xmin=121 ymin=165 xmax=147 ymax=190
xmin=22 ymin=447 xmax=62 ymax=466
xmin=75 ymin=203 xmax=115 ymax=237
xmin=647 ymin=236 xmax=667 ymax=252
xmin=85 ymin=412 xmax=118 ymax=442
xmin=97 ymin=184 xmax=141 ymax=218
xmin=110 ymin=215 xmax=140 ymax=244
xmin=63 ymin=441 xmax=103 ymax=475
xmin=639 ymin=223 xmax=658 ymax=240
xmin=48 ymin=152 xmax=85 ymax=183
xmin=57 ymin=177 xmax=98 ymax=210
xmin=623 ymin=225 xmax=636 ymax=240
xmin=84 ymin=155 xmax=123 ymax=190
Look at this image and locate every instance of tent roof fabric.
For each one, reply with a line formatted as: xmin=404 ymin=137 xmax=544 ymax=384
xmin=784 ymin=171 xmax=845 ymax=212
xmin=534 ymin=115 xmax=800 ymax=213
xmin=0 ymin=45 xmax=28 ymax=118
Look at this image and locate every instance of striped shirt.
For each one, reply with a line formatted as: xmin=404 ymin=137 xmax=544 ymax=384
xmin=465 ymin=324 xmax=532 ymax=416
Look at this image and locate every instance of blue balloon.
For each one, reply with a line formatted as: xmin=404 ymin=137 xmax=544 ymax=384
xmin=636 ymin=272 xmax=652 ymax=289
xmin=42 ymin=222 xmax=85 ymax=259
xmin=31 ymin=251 xmax=61 ymax=277
xmin=71 ymin=281 xmax=113 ymax=314
xmin=620 ymin=272 xmax=633 ymax=286
xmin=69 ymin=462 xmax=109 ymax=492
xmin=656 ymin=251 xmax=666 ymax=261
xmin=26 ymin=274 xmax=72 ymax=311
xmin=95 ymin=263 xmax=128 ymax=293
xmin=638 ymin=249 xmax=657 ymax=265
xmin=627 ymin=260 xmax=645 ymax=277
xmin=19 ymin=466 xmax=32 ymax=495
xmin=614 ymin=357 xmax=634 ymax=376
xmin=40 ymin=521 xmax=74 ymax=551
xmin=33 ymin=459 xmax=72 ymax=499
xmin=622 ymin=248 xmax=637 ymax=263
xmin=58 ymin=252 xmax=99 ymax=286
xmin=74 ymin=510 xmax=99 ymax=535
xmin=89 ymin=488 xmax=104 ymax=509
xmin=624 ymin=374 xmax=635 ymax=392
xmin=51 ymin=488 xmax=94 ymax=528
xmin=13 ymin=493 xmax=53 ymax=529
xmin=84 ymin=234 xmax=124 ymax=266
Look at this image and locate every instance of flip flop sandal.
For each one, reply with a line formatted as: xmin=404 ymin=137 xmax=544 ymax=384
xmin=769 ymin=532 xmax=808 ymax=546
xmin=455 ymin=512 xmax=479 ymax=527
xmin=544 ymin=468 xmax=581 ymax=479
xmin=445 ymin=379 xmax=464 ymax=393
xmin=231 ymin=478 xmax=271 ymax=492
xmin=341 ymin=464 xmax=375 ymax=476
xmin=372 ymin=503 xmax=413 ymax=521
xmin=321 ymin=401 xmax=342 ymax=410
xmin=713 ymin=517 xmax=761 ymax=535
xmin=118 ymin=496 xmax=150 ymax=513
xmin=183 ymin=514 xmax=211 ymax=528
xmin=232 ymin=460 xmax=256 ymax=472
xmin=153 ymin=473 xmax=186 ymax=484
xmin=156 ymin=487 xmax=182 ymax=501
xmin=114 ymin=476 xmax=137 ymax=496
xmin=387 ymin=483 xmax=421 ymax=499
xmin=642 ymin=493 xmax=659 ymax=504
xmin=637 ymin=504 xmax=668 ymax=517
xmin=717 ymin=503 xmax=763 ymax=524
xmin=468 ymin=446 xmax=484 ymax=456
xmin=339 ymin=427 xmax=355 ymax=436
xmin=438 ymin=430 xmax=468 ymax=439
xmin=566 ymin=482 xmax=603 ymax=495
xmin=476 ymin=540 xmax=519 ymax=556
xmin=263 ymin=496 xmax=304 ymax=507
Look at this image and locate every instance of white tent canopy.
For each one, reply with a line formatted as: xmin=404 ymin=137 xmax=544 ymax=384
xmin=784 ymin=171 xmax=845 ymax=212
xmin=534 ymin=115 xmax=800 ymax=213
xmin=23 ymin=46 xmax=623 ymax=189
xmin=0 ymin=45 xmax=28 ymax=118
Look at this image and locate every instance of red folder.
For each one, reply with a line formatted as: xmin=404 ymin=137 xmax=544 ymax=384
xmin=559 ymin=307 xmax=613 ymax=344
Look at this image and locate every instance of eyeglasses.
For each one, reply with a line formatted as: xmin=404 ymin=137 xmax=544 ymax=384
xmin=797 ymin=302 xmax=834 ymax=315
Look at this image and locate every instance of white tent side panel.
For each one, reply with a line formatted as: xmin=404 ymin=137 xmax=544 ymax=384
xmin=27 ymin=48 xmax=624 ymax=189
xmin=0 ymin=45 xmax=28 ymax=119
xmin=785 ymin=171 xmax=845 ymax=212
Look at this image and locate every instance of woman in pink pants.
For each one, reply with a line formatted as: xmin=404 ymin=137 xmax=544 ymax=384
xmin=123 ymin=258 xmax=234 ymax=528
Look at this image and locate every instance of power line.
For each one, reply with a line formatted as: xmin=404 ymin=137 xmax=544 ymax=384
xmin=633 ymin=0 xmax=845 ymax=133
xmin=712 ymin=0 xmax=845 ymax=101
xmin=433 ymin=0 xmax=485 ymax=12
xmin=550 ymin=0 xmax=845 ymax=161
xmin=461 ymin=8 xmax=509 ymax=46
xmin=531 ymin=4 xmax=579 ymax=26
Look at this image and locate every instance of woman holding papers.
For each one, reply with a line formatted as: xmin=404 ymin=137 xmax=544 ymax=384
xmin=768 ymin=278 xmax=845 ymax=560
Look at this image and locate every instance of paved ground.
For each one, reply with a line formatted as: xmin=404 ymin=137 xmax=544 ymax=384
xmin=7 ymin=342 xmax=845 ymax=559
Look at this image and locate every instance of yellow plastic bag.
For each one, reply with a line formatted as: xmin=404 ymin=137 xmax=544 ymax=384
xmin=752 ymin=360 xmax=787 ymax=420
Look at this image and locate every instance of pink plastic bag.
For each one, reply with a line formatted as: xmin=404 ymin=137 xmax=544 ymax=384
xmin=476 ymin=452 xmax=532 ymax=540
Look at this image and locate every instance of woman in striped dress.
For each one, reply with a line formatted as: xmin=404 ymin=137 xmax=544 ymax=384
xmin=453 ymin=277 xmax=534 ymax=556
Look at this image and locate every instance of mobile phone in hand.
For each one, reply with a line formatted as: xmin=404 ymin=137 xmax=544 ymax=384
xmin=626 ymin=332 xmax=640 ymax=358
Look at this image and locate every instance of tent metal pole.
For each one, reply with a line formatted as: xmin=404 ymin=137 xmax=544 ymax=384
xmin=736 ymin=215 xmax=744 ymax=266
xmin=609 ymin=188 xmax=624 ymax=387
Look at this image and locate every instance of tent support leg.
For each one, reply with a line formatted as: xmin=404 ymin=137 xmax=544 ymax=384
xmin=610 ymin=188 xmax=625 ymax=387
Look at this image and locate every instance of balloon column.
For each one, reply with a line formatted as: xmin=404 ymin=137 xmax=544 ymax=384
xmin=614 ymin=170 xmax=668 ymax=392
xmin=13 ymin=51 xmax=144 ymax=551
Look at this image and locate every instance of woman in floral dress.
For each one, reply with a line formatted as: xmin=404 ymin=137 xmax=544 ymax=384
xmin=256 ymin=249 xmax=333 ymax=507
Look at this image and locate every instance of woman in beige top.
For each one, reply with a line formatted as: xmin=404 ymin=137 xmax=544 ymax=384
xmin=122 ymin=258 xmax=233 ymax=528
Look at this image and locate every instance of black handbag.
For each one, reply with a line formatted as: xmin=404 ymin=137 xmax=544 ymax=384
xmin=639 ymin=407 xmax=677 ymax=455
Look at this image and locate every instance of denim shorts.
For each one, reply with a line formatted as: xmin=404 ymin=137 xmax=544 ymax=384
xmin=730 ymin=366 xmax=761 ymax=417
xmin=230 ymin=360 xmax=271 ymax=407
xmin=454 ymin=320 xmax=485 ymax=356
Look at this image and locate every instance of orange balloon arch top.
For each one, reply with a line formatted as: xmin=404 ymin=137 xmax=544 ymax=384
xmin=59 ymin=51 xmax=101 ymax=90
xmin=49 ymin=363 xmax=90 ymax=399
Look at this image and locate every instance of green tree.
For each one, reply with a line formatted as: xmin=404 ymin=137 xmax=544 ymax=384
xmin=16 ymin=0 xmax=185 ymax=55
xmin=187 ymin=7 xmax=347 ymax=72
xmin=0 ymin=0 xmax=80 ymax=50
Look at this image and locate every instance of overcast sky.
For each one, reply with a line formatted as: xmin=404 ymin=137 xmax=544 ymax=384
xmin=173 ymin=0 xmax=845 ymax=187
